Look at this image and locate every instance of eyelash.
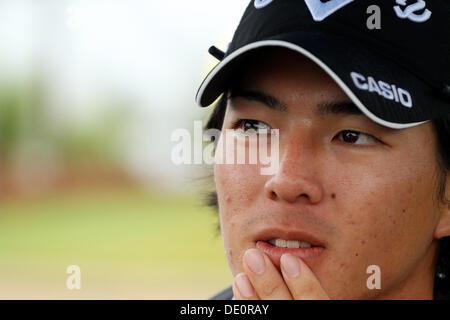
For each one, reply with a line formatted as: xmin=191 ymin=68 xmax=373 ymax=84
xmin=231 ymin=119 xmax=380 ymax=146
xmin=232 ymin=119 xmax=271 ymax=133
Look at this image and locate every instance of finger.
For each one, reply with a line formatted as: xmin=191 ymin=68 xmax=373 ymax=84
xmin=232 ymin=272 xmax=260 ymax=300
xmin=243 ymin=248 xmax=293 ymax=300
xmin=280 ymin=253 xmax=329 ymax=300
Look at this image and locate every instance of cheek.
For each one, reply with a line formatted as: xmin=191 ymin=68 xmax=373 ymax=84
xmin=329 ymin=148 xmax=437 ymax=235
xmin=214 ymin=163 xmax=265 ymax=210
xmin=323 ymin=153 xmax=439 ymax=295
xmin=214 ymin=163 xmax=266 ymax=267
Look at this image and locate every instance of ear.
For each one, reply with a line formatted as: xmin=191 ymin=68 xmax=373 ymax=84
xmin=434 ymin=173 xmax=450 ymax=239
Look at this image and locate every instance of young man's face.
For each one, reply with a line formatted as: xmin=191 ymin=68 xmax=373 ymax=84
xmin=213 ymin=48 xmax=445 ymax=299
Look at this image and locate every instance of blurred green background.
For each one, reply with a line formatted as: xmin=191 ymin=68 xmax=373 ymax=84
xmin=0 ymin=0 xmax=248 ymax=299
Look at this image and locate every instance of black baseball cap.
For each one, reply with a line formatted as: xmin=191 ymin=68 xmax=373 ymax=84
xmin=196 ymin=0 xmax=450 ymax=129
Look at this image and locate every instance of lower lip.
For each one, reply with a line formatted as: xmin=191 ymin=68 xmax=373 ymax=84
xmin=256 ymin=241 xmax=325 ymax=268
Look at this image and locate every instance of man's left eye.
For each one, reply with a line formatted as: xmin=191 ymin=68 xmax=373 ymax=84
xmin=337 ymin=130 xmax=378 ymax=146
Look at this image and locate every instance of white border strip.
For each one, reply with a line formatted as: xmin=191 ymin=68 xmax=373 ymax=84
xmin=196 ymin=40 xmax=427 ymax=130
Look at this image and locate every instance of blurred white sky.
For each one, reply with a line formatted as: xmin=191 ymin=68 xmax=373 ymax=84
xmin=0 ymin=0 xmax=249 ymax=189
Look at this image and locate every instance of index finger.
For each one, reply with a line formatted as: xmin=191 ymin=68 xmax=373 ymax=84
xmin=280 ymin=253 xmax=329 ymax=300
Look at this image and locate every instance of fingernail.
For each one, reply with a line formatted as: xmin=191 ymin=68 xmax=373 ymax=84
xmin=244 ymin=249 xmax=266 ymax=275
xmin=281 ymin=254 xmax=301 ymax=278
xmin=235 ymin=273 xmax=254 ymax=298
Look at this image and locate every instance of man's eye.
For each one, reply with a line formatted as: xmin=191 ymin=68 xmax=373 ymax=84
xmin=337 ymin=130 xmax=378 ymax=146
xmin=234 ymin=119 xmax=271 ymax=134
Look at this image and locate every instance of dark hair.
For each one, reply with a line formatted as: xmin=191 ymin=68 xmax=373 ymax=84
xmin=203 ymin=92 xmax=450 ymax=299
xmin=432 ymin=115 xmax=450 ymax=300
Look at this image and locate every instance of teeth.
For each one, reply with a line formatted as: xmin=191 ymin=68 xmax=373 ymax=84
xmin=299 ymin=242 xmax=312 ymax=248
xmin=268 ymin=239 xmax=312 ymax=248
xmin=287 ymin=240 xmax=300 ymax=248
xmin=275 ymin=239 xmax=286 ymax=248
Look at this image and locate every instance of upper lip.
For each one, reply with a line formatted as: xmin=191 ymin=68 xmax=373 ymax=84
xmin=253 ymin=227 xmax=326 ymax=248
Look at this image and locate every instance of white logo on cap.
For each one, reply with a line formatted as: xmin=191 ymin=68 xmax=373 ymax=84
xmin=394 ymin=0 xmax=431 ymax=23
xmin=304 ymin=0 xmax=354 ymax=21
xmin=254 ymin=0 xmax=274 ymax=9
xmin=350 ymin=72 xmax=413 ymax=108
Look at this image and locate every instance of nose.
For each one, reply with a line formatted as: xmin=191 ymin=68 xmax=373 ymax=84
xmin=264 ymin=138 xmax=324 ymax=204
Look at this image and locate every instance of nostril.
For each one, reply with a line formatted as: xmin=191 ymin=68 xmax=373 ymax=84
xmin=269 ymin=191 xmax=277 ymax=200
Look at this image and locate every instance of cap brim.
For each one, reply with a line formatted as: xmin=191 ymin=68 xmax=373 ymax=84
xmin=196 ymin=31 xmax=441 ymax=129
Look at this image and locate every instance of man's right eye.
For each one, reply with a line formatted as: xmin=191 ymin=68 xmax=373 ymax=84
xmin=233 ymin=119 xmax=271 ymax=134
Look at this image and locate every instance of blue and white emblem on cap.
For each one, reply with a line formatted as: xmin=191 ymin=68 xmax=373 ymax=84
xmin=393 ymin=0 xmax=431 ymax=23
xmin=254 ymin=0 xmax=274 ymax=9
xmin=304 ymin=0 xmax=354 ymax=21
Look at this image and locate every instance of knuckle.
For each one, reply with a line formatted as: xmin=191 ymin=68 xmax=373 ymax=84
xmin=261 ymin=281 xmax=284 ymax=297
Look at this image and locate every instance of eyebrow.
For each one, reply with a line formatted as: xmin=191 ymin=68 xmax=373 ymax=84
xmin=229 ymin=89 xmax=288 ymax=112
xmin=229 ymin=89 xmax=362 ymax=116
xmin=316 ymin=101 xmax=363 ymax=116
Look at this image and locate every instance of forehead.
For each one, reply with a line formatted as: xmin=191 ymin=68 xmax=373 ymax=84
xmin=230 ymin=47 xmax=348 ymax=103
xmin=228 ymin=47 xmax=354 ymax=118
